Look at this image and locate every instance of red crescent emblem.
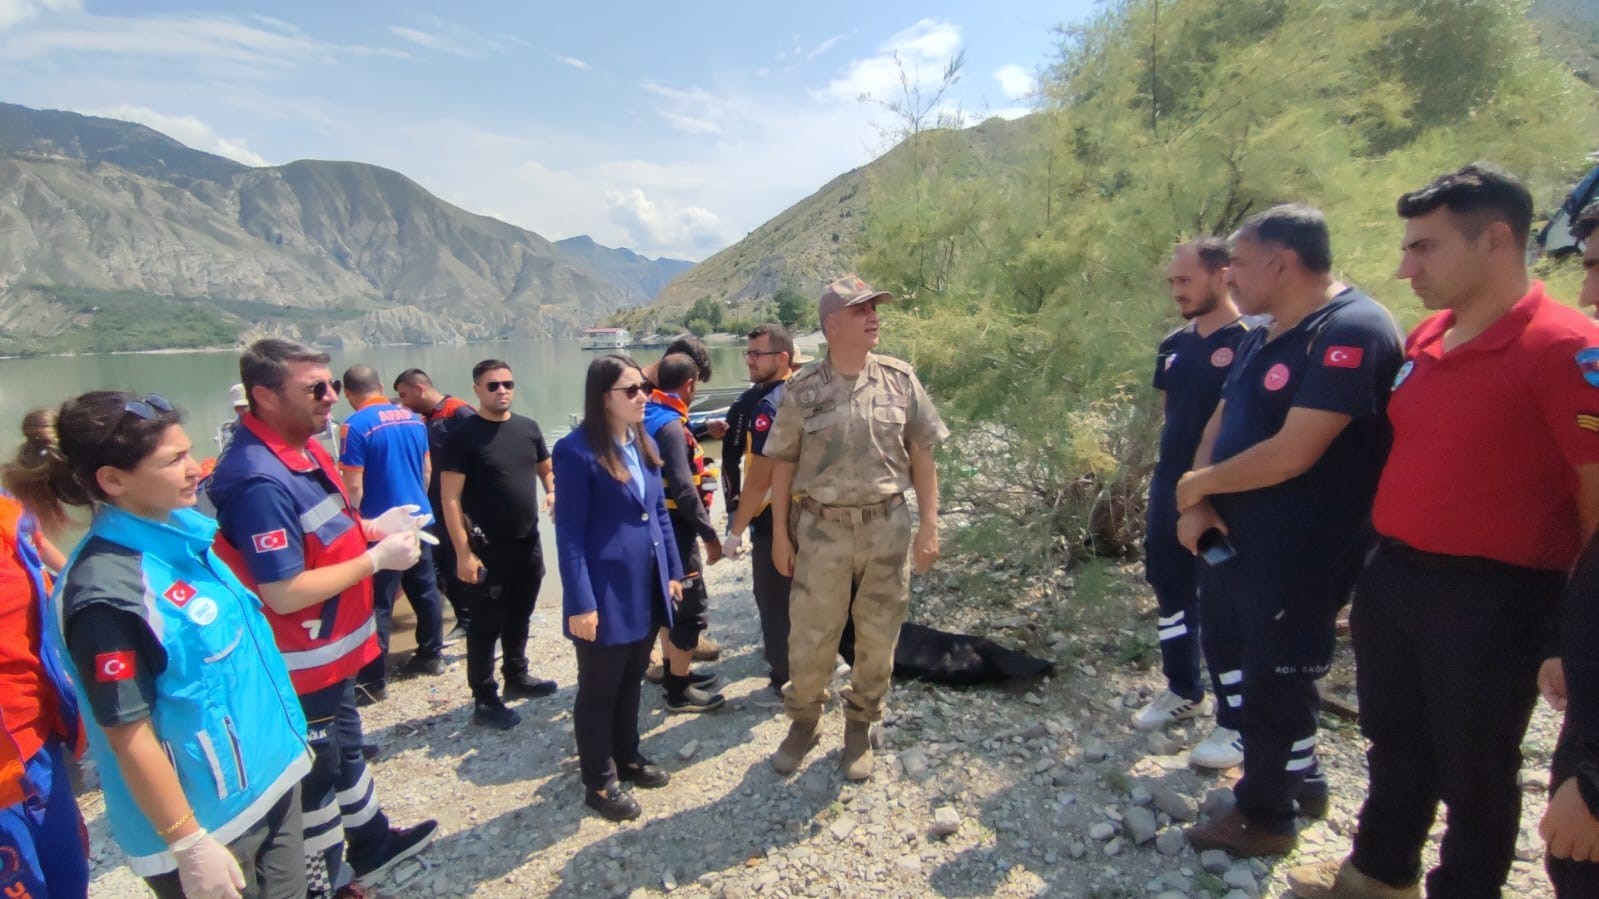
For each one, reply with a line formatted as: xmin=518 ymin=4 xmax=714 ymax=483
xmin=1263 ymin=363 xmax=1291 ymax=391
xmin=95 ymin=651 xmax=135 ymax=682
xmin=1210 ymin=347 xmax=1234 ymax=367
xmin=252 ymin=529 xmax=289 ymax=553
xmin=163 ymin=580 xmax=196 ymax=607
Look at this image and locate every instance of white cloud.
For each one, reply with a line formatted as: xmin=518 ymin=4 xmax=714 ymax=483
xmin=605 ymin=188 xmax=725 ymax=257
xmin=389 ymin=26 xmax=462 ymax=55
xmin=0 ymin=0 xmax=78 ymax=31
xmin=823 ymin=19 xmax=963 ymax=103
xmin=994 ymin=64 xmax=1033 ymax=101
xmin=81 ymin=104 xmax=269 ymax=166
xmin=806 ymin=33 xmax=848 ymax=60
xmin=554 ymin=54 xmax=591 ymax=71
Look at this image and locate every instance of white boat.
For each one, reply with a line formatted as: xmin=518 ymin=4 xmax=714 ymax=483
xmin=581 ymin=327 xmax=630 ymax=350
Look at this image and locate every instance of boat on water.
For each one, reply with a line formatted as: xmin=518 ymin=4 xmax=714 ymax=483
xmin=581 ymin=327 xmax=631 ymax=350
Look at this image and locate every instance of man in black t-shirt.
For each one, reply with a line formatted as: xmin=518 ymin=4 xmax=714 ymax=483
xmin=395 ymin=367 xmax=478 ymax=639
xmin=439 ymin=359 xmax=556 ymax=730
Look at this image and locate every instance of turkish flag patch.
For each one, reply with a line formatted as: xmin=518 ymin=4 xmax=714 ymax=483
xmin=753 ymin=413 xmax=772 ymax=432
xmin=1323 ymin=346 xmax=1364 ymax=369
xmin=162 ymin=580 xmax=196 ymax=607
xmin=252 ymin=529 xmax=289 ymax=553
xmin=95 ymin=651 xmax=135 ymax=683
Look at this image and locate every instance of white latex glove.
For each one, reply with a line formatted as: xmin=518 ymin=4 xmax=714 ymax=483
xmin=366 ymin=530 xmax=421 ymax=573
xmin=362 ymin=504 xmax=430 ymax=542
xmin=724 ymin=532 xmax=744 ymax=559
xmin=171 ymin=829 xmax=245 ymax=899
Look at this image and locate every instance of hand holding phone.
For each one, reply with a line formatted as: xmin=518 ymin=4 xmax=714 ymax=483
xmin=1197 ymin=528 xmax=1236 ymax=566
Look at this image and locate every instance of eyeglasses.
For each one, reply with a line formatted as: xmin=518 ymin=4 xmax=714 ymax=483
xmin=484 ymin=380 xmax=515 ymax=392
xmin=304 ymin=380 xmax=342 ymax=401
xmin=608 ymin=384 xmax=646 ymax=399
xmin=744 ymin=350 xmax=785 ymax=359
xmin=124 ymin=393 xmax=174 ymax=420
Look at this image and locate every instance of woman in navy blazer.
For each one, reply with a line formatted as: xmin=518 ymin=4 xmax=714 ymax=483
xmin=554 ymin=354 xmax=684 ymax=822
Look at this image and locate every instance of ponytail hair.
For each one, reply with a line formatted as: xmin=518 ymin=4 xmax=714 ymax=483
xmin=2 ymin=391 xmax=183 ymax=533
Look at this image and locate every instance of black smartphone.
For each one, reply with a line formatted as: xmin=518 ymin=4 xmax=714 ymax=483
xmin=476 ymin=565 xmax=488 ymax=583
xmin=1197 ymin=528 xmax=1236 ymax=566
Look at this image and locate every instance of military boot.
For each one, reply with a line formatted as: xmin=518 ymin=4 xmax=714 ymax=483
xmin=771 ymin=719 xmax=820 ymax=774
xmin=842 ymin=720 xmax=874 ymax=781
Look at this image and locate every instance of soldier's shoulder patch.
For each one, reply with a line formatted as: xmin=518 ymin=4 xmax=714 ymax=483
xmin=872 ymin=354 xmax=916 ymax=375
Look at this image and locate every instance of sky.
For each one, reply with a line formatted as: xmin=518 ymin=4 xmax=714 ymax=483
xmin=0 ymin=0 xmax=1097 ymax=261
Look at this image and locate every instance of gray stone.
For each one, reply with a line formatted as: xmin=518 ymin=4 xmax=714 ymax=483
xmin=1153 ymin=787 xmax=1198 ymax=822
xmin=1124 ymin=806 xmax=1159 ymax=844
xmin=899 ymin=747 xmax=930 ymax=780
xmin=1200 ymin=848 xmax=1232 ymax=874
xmin=678 ymin=740 xmax=699 ymax=761
xmin=932 ymin=806 xmax=961 ymax=836
xmin=1148 ymin=733 xmax=1182 ymax=756
xmin=895 ymin=854 xmax=922 ymax=873
xmin=830 ymin=816 xmax=856 ymax=841
xmin=1068 ymin=840 xmax=1087 ymax=859
xmin=1221 ymin=892 xmax=1251 ymax=899
xmin=1154 ymin=892 xmax=1189 ymax=899
xmin=1082 ymin=740 xmax=1110 ymax=763
xmin=1201 ymin=787 xmax=1235 ymax=817
xmin=1223 ymin=865 xmax=1260 ymax=898
xmin=1103 ymin=836 xmax=1125 ymax=856
xmin=1089 ymin=821 xmax=1117 ymax=841
xmin=1130 ymin=785 xmax=1154 ymax=806
xmin=1155 ymin=827 xmax=1186 ymax=856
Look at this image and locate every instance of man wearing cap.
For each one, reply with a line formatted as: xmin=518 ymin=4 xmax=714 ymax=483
xmin=763 ymin=276 xmax=949 ymax=781
xmin=216 ymin=383 xmax=250 ymax=455
xmin=722 ymin=324 xmax=806 ymax=708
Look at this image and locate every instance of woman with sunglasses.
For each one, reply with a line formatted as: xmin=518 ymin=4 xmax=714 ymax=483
xmin=5 ymin=391 xmax=312 ymax=899
xmin=552 ymin=355 xmax=683 ymax=821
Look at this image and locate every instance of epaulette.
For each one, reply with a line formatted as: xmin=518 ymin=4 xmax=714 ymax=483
xmin=872 ymin=354 xmax=917 ymax=376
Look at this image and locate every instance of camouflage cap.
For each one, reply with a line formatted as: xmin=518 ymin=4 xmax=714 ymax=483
xmin=818 ymin=275 xmax=893 ymax=325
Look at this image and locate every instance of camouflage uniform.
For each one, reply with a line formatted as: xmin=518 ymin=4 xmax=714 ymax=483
xmin=763 ymin=352 xmax=949 ymax=724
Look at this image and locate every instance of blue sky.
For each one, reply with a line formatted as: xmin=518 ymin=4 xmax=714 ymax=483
xmin=0 ymin=0 xmax=1096 ymax=260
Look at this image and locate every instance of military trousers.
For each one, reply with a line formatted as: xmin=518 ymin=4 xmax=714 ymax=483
xmin=783 ymin=498 xmax=912 ymax=724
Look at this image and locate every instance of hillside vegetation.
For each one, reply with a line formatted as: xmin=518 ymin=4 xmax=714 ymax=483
xmin=853 ymin=0 xmax=1597 ymax=564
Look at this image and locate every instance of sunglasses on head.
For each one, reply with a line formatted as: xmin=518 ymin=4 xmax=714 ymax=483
xmin=124 ymin=393 xmax=174 ymax=420
xmin=303 ymin=379 xmax=342 ymax=401
xmin=608 ymin=384 xmax=645 ymax=399
xmin=484 ymin=380 xmax=515 ymax=392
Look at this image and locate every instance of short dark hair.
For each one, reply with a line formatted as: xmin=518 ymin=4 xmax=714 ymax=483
xmin=1396 ymin=162 xmax=1533 ymax=248
xmin=342 ymin=365 xmax=381 ymax=396
xmin=472 ymin=359 xmax=511 ymax=383
xmin=393 ymin=368 xmax=432 ymax=391
xmin=1232 ymin=204 xmax=1333 ymax=274
xmin=656 ymin=353 xmax=699 ymax=392
xmin=1179 ymin=237 xmax=1231 ymax=273
xmin=747 ymin=323 xmax=795 ymax=361
xmin=663 ymin=335 xmax=712 ymax=383
xmin=240 ymin=339 xmax=330 ymax=412
xmin=1573 ymin=201 xmax=1599 ymax=245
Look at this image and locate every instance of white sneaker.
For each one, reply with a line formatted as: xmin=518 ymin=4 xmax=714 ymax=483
xmin=1189 ymin=726 xmax=1244 ymax=770
xmin=1131 ymin=690 xmax=1213 ymax=732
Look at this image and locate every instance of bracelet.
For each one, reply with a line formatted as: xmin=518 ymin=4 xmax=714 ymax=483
xmin=157 ymin=809 xmax=195 ymax=837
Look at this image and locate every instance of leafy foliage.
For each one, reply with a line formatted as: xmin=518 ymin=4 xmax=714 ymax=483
xmin=858 ymin=0 xmax=1595 ymax=570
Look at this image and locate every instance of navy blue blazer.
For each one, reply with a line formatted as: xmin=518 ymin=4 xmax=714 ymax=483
xmin=553 ymin=429 xmax=682 ymax=646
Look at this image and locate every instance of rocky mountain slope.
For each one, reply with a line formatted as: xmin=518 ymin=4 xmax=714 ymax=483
xmin=0 ymin=102 xmax=689 ymax=353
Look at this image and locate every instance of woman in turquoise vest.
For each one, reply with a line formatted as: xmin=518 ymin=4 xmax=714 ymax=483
xmin=6 ymin=391 xmax=311 ymax=899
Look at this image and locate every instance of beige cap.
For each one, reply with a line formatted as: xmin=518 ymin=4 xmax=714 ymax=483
xmin=818 ymin=275 xmax=892 ymax=325
xmin=228 ymin=383 xmax=248 ymax=409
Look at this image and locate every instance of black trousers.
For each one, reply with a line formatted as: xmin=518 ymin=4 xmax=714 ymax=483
xmin=666 ymin=534 xmax=708 ymax=652
xmin=573 ymin=633 xmax=655 ymax=790
xmin=1146 ymin=475 xmax=1205 ymax=702
xmin=361 ymin=541 xmax=447 ymax=688
xmin=428 ymin=518 xmax=470 ymax=628
xmin=1349 ymin=541 xmax=1562 ymax=896
xmin=751 ymin=527 xmax=793 ymax=688
xmin=146 ymin=785 xmax=305 ymax=899
xmin=467 ymin=535 xmax=544 ymax=702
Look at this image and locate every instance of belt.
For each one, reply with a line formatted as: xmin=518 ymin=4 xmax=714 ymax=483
xmin=798 ymin=494 xmax=905 ymax=523
xmin=1376 ymin=537 xmax=1546 ymax=576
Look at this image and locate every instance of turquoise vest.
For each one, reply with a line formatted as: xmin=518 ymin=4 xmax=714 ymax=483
xmin=51 ymin=505 xmax=310 ymax=876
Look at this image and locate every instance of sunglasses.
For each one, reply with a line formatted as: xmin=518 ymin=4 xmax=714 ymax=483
xmin=608 ymin=384 xmax=646 ymax=399
xmin=484 ymin=380 xmax=515 ymax=392
xmin=744 ymin=350 xmax=784 ymax=359
xmin=124 ymin=393 xmax=174 ymax=420
xmin=302 ymin=379 xmax=342 ymax=401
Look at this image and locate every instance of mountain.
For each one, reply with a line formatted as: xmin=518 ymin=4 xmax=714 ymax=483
xmin=1533 ymin=0 xmax=1599 ymax=86
xmin=553 ymin=235 xmax=693 ymax=304
xmin=0 ymin=102 xmax=671 ymax=354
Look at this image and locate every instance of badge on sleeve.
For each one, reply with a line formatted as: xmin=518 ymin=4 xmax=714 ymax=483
xmin=1165 ymin=354 xmax=1178 ymax=370
xmin=1323 ymin=346 xmax=1364 ymax=369
xmin=1579 ymin=413 xmax=1599 ymax=433
xmin=1578 ymin=348 xmax=1599 ymax=387
xmin=252 ymin=529 xmax=289 ymax=553
xmin=1263 ymin=363 xmax=1291 ymax=391
xmin=753 ymin=413 xmax=772 ymax=432
xmin=95 ymin=651 xmax=135 ymax=683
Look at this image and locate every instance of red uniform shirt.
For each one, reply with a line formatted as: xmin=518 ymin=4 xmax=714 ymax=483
xmin=1372 ymin=283 xmax=1599 ymax=570
xmin=0 ymin=497 xmax=57 ymax=778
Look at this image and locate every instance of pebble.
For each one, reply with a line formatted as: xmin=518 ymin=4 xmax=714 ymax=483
xmin=830 ymin=816 xmax=857 ymax=841
xmin=1155 ymin=827 xmax=1186 ymax=856
xmin=899 ymin=747 xmax=931 ymax=780
xmin=1147 ymin=733 xmax=1182 ymax=756
xmin=1089 ymin=821 xmax=1118 ymax=841
xmin=678 ymin=740 xmax=699 ymax=761
xmin=1124 ymin=806 xmax=1158 ymax=844
xmin=1082 ymin=740 xmax=1111 ymax=763
xmin=1154 ymin=892 xmax=1188 ymax=899
xmin=1521 ymin=769 xmax=1551 ymax=792
xmin=895 ymin=854 xmax=922 ymax=873
xmin=1224 ymin=865 xmax=1260 ymax=898
xmin=1201 ymin=787 xmax=1234 ymax=817
xmin=1200 ymin=849 xmax=1232 ymax=874
xmin=1104 ymin=836 xmax=1125 ymax=856
xmin=1129 ymin=785 xmax=1153 ymax=806
xmin=1153 ymin=786 xmax=1198 ymax=822
xmin=931 ymin=805 xmax=961 ymax=836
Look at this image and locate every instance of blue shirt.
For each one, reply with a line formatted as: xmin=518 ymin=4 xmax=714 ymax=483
xmin=1210 ymin=289 xmax=1403 ymax=562
xmin=619 ymin=435 xmax=645 ymax=502
xmin=339 ymin=399 xmax=430 ymax=518
xmin=1153 ymin=317 xmax=1255 ymax=480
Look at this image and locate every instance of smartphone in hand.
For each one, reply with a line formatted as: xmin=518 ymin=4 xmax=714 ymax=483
xmin=1197 ymin=529 xmax=1236 ymax=566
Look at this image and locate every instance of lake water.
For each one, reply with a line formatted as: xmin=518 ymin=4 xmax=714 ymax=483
xmin=0 ymin=339 xmax=751 ymax=462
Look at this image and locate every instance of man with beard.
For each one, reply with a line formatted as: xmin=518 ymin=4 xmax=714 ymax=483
xmin=1176 ymin=206 xmax=1402 ymax=857
xmin=1133 ymin=239 xmax=1255 ymax=773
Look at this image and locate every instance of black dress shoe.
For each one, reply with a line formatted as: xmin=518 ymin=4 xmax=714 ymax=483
xmin=502 ymin=673 xmax=558 ymax=698
xmin=471 ymin=701 xmax=522 ymax=730
xmin=399 ymin=652 xmax=446 ymax=677
xmin=585 ymin=786 xmax=641 ymax=822
xmin=618 ymin=757 xmax=671 ymax=789
xmin=355 ymin=682 xmax=387 ymax=706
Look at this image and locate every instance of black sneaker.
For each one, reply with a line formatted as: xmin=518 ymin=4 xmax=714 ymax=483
xmin=399 ymin=652 xmax=446 ymax=677
xmin=360 ymin=743 xmax=380 ymax=762
xmin=471 ymin=700 xmax=522 ymax=730
xmin=665 ymin=686 xmax=725 ymax=713
xmin=502 ymin=673 xmax=558 ymax=698
xmin=585 ymin=785 xmax=641 ymax=822
xmin=618 ymin=756 xmax=671 ymax=789
xmin=351 ymin=819 xmax=438 ymax=881
xmin=442 ymin=622 xmax=468 ymax=646
xmin=1296 ymin=781 xmax=1330 ymax=819
xmin=354 ymin=682 xmax=387 ymax=707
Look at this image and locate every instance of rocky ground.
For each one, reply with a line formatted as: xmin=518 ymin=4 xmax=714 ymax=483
xmin=85 ymin=540 xmax=1564 ymax=898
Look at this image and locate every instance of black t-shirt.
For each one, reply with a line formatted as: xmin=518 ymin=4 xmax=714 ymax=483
xmin=440 ymin=413 xmax=550 ymax=541
xmin=66 ymin=604 xmax=165 ymax=728
xmin=1153 ymin=318 xmax=1254 ymax=481
xmin=425 ymin=398 xmax=477 ymax=510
